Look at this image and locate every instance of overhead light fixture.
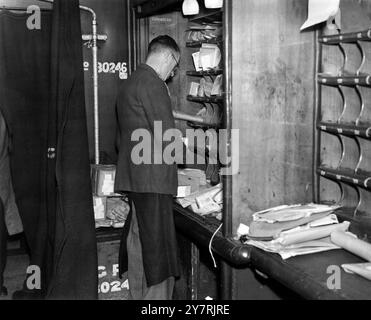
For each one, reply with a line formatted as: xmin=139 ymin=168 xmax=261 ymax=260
xmin=204 ymin=0 xmax=223 ymax=9
xmin=182 ymin=0 xmax=200 ymax=16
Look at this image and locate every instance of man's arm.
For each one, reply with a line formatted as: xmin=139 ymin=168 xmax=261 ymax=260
xmin=139 ymin=78 xmax=175 ymax=134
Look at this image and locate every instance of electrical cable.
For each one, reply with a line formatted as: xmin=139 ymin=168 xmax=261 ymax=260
xmin=209 ymin=222 xmax=223 ymax=268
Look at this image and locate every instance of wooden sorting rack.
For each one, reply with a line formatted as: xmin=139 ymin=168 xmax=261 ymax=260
xmin=315 ymin=27 xmax=371 ymax=221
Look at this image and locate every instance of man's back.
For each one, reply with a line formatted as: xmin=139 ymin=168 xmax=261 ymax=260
xmin=115 ymin=64 xmax=178 ymax=195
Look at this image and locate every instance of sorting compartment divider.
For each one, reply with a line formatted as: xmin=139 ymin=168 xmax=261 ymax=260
xmin=186 ymin=69 xmax=223 ymax=76
xmin=318 ymin=166 xmax=371 ymax=190
xmin=318 ymin=122 xmax=371 ymax=139
xmin=318 ymin=74 xmax=371 ymax=87
xmin=316 ymin=27 xmax=371 ymax=217
xmin=186 ymin=37 xmax=223 ymax=48
xmin=319 ymin=29 xmax=371 ymax=45
xmin=187 ymin=95 xmax=223 ymax=103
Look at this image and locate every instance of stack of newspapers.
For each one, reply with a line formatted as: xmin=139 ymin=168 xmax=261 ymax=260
xmin=238 ymin=203 xmax=350 ymax=259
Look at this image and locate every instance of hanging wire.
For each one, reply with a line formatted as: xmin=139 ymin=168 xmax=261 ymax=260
xmin=209 ymin=222 xmax=223 ymax=268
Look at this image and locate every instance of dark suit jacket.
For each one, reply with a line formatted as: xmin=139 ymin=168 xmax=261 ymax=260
xmin=115 ymin=64 xmax=178 ymax=195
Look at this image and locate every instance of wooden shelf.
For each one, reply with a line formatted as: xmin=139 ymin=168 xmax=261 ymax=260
xmin=319 ymin=29 xmax=371 ymax=45
xmin=186 ymin=37 xmax=223 ymax=48
xmin=318 ymin=122 xmax=371 ymax=139
xmin=318 ymin=166 xmax=371 ymax=190
xmin=187 ymin=121 xmax=219 ymax=130
xmin=188 ymin=9 xmax=223 ymax=24
xmin=186 ymin=69 xmax=223 ymax=76
xmin=187 ymin=95 xmax=223 ymax=103
xmin=318 ymin=73 xmax=371 ymax=87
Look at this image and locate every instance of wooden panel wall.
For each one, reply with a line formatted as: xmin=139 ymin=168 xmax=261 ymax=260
xmin=231 ymin=0 xmax=315 ymax=233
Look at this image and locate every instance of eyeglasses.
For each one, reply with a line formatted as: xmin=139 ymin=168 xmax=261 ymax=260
xmin=169 ymin=52 xmax=180 ymax=78
xmin=170 ymin=52 xmax=180 ymax=70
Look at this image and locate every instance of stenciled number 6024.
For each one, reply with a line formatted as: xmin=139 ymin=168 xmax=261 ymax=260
xmin=98 ymin=280 xmax=128 ymax=294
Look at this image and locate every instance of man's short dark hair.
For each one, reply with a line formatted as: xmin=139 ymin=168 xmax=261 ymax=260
xmin=147 ymin=35 xmax=180 ymax=58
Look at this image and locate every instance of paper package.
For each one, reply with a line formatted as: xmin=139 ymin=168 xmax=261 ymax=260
xmin=106 ymin=197 xmax=130 ymax=222
xmin=178 ymin=183 xmax=223 ymax=216
xmin=342 ymin=263 xmax=371 ymax=281
xmin=199 ymin=43 xmax=221 ymax=70
xmin=189 ymin=82 xmax=200 ymax=96
xmin=239 ymin=203 xmax=350 ymax=259
xmin=211 ymin=74 xmax=223 ymax=96
xmin=91 ymin=164 xmax=119 ymax=197
xmin=248 ymin=204 xmax=341 ymax=239
xmin=178 ymin=172 xmax=201 ymax=194
xmin=186 ymin=25 xmax=222 ymax=42
xmin=93 ymin=196 xmax=107 ymax=221
xmin=192 ymin=52 xmax=202 ymax=71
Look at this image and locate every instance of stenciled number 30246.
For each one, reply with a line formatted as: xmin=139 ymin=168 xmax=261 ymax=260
xmin=98 ymin=62 xmax=127 ymax=74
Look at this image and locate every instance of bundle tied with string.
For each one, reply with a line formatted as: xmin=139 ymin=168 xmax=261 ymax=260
xmin=173 ymin=103 xmax=222 ymax=127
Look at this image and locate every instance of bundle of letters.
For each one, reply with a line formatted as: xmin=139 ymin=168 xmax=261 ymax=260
xmin=237 ymin=203 xmax=350 ymax=259
xmin=178 ymin=185 xmax=222 ymax=220
xmin=91 ymin=164 xmax=130 ymax=228
xmin=176 ymin=169 xmax=222 ymax=220
xmin=186 ymin=25 xmax=222 ymax=43
xmin=189 ymin=76 xmax=223 ymax=98
xmin=94 ymin=196 xmax=130 ymax=229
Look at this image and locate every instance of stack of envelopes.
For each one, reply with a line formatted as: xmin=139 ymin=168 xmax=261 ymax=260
xmin=238 ymin=203 xmax=350 ymax=259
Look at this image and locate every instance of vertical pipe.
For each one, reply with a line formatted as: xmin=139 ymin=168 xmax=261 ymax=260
xmin=221 ymin=0 xmax=233 ymax=301
xmin=313 ymin=30 xmax=322 ymax=203
xmin=40 ymin=1 xmax=100 ymax=164
xmin=222 ymin=0 xmax=233 ymax=239
xmin=91 ymin=18 xmax=100 ymax=165
xmin=80 ymin=6 xmax=100 ymax=165
xmin=133 ymin=8 xmax=138 ymax=69
xmin=127 ymin=0 xmax=132 ymax=76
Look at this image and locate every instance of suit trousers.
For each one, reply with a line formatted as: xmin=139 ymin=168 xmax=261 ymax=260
xmin=0 ymin=198 xmax=7 ymax=288
xmin=126 ymin=201 xmax=175 ymax=300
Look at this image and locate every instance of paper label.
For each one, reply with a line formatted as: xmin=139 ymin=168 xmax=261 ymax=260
xmin=102 ymin=173 xmax=114 ymax=195
xmin=192 ymin=52 xmax=202 ymax=72
xmin=95 ymin=198 xmax=103 ymax=206
xmin=94 ymin=197 xmax=106 ymax=220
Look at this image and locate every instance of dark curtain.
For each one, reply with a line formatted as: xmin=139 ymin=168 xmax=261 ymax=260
xmin=0 ymin=2 xmax=97 ymax=299
xmin=0 ymin=10 xmax=52 ymax=288
xmin=46 ymin=0 xmax=97 ymax=299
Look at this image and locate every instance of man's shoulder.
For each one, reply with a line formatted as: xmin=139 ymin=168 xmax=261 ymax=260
xmin=117 ymin=64 xmax=165 ymax=98
xmin=135 ymin=64 xmax=162 ymax=84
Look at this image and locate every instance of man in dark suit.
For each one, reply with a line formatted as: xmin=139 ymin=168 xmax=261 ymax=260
xmin=115 ymin=35 xmax=181 ymax=300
